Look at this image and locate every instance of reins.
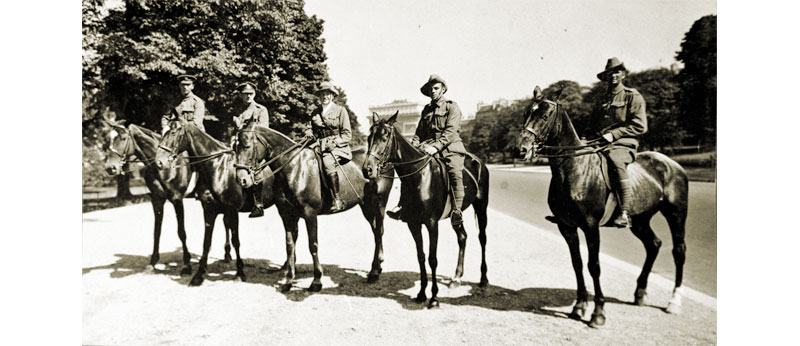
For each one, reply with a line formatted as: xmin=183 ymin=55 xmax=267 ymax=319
xmin=233 ymin=135 xmax=314 ymax=184
xmin=526 ymin=102 xmax=613 ymax=159
xmin=370 ymin=127 xmax=433 ymax=179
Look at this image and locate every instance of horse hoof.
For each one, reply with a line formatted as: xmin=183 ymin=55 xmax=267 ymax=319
xmin=366 ymin=273 xmax=380 ymax=284
xmin=180 ymin=266 xmax=192 ymax=276
xmin=634 ymin=288 xmax=647 ymax=306
xmin=568 ymin=307 xmax=586 ymax=320
xmin=666 ymin=302 xmax=682 ymax=315
xmin=588 ymin=314 xmax=606 ymax=328
xmin=189 ymin=275 xmax=204 ymax=287
xmin=143 ymin=265 xmax=156 ymax=274
xmin=448 ymin=279 xmax=462 ymax=288
xmin=308 ymin=283 xmax=322 ymax=292
xmin=280 ymin=284 xmax=293 ymax=293
xmin=428 ymin=299 xmax=440 ymax=309
xmin=415 ymin=293 xmax=427 ymax=303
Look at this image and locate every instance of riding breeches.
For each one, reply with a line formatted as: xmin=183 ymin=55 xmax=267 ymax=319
xmin=321 ymin=152 xmax=349 ymax=174
xmin=443 ymin=152 xmax=465 ymax=208
xmin=605 ymin=147 xmax=635 ymax=212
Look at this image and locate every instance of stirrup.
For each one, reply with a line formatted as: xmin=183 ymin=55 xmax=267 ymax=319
xmin=386 ymin=206 xmax=402 ymax=220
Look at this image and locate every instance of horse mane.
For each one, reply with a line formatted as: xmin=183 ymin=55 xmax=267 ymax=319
xmin=129 ymin=124 xmax=160 ymax=140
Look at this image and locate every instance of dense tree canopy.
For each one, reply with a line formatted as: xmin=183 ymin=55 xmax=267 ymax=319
xmin=676 ymin=14 xmax=716 ymax=147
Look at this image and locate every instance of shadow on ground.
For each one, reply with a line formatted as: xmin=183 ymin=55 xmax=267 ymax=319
xmin=84 ymin=249 xmax=642 ymax=322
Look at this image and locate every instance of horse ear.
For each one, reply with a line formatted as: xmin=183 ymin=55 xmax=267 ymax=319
xmin=387 ymin=110 xmax=399 ymax=124
xmin=532 ymin=86 xmax=543 ymax=101
xmin=372 ymin=112 xmax=381 ymax=124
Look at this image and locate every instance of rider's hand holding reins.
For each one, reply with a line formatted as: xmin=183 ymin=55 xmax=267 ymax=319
xmin=423 ymin=145 xmax=438 ymax=155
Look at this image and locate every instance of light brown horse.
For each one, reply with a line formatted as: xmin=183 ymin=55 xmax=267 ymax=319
xmin=517 ymin=90 xmax=688 ymax=327
xmin=102 ymin=121 xmax=235 ymax=274
xmin=234 ymin=124 xmax=395 ymax=292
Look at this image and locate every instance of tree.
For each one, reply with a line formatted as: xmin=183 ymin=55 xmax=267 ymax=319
xmin=84 ymin=0 xmax=330 ymax=139
xmin=676 ymin=15 xmax=716 ymax=148
xmin=625 ymin=68 xmax=684 ymax=150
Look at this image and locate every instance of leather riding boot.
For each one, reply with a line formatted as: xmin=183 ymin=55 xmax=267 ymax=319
xmin=248 ymin=186 xmax=264 ymax=218
xmin=613 ymin=179 xmax=633 ymax=227
xmin=329 ymin=173 xmax=345 ymax=212
xmin=386 ymin=206 xmax=403 ymax=220
xmin=450 ymin=186 xmax=465 ymax=227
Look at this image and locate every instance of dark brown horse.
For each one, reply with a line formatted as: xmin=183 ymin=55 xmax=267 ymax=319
xmin=362 ymin=112 xmax=490 ymax=309
xmin=234 ymin=124 xmax=394 ymax=292
xmin=155 ymin=118 xmax=274 ymax=286
xmin=101 ymin=122 xmax=234 ymax=274
xmin=517 ymin=90 xmax=688 ymax=327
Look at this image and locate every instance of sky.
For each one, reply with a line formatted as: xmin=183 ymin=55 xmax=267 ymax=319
xmin=304 ymin=0 xmax=716 ymax=124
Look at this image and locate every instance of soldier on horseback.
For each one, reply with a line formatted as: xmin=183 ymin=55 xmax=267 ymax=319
xmin=387 ymin=74 xmax=467 ymax=226
xmin=585 ymin=57 xmax=648 ymax=227
xmin=306 ymin=82 xmax=352 ymax=213
xmin=233 ymin=82 xmax=270 ymax=218
xmin=162 ymin=74 xmax=206 ymax=134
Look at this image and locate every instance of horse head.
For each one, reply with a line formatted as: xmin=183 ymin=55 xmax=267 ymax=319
xmin=102 ymin=119 xmax=132 ymax=175
xmin=155 ymin=118 xmax=189 ymax=169
xmin=518 ymin=86 xmax=561 ymax=161
xmin=233 ymin=121 xmax=271 ymax=188
xmin=363 ymin=111 xmax=398 ymax=179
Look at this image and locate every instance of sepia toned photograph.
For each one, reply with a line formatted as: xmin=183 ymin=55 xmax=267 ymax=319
xmin=79 ymin=0 xmax=720 ymax=344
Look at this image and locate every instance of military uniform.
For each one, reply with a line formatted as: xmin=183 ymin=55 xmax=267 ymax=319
xmin=307 ymin=82 xmax=352 ymax=212
xmin=586 ymin=58 xmax=648 ymax=227
xmin=162 ymin=75 xmax=206 ymax=131
xmin=233 ymin=96 xmax=269 ymax=129
xmin=391 ymin=74 xmax=466 ymax=226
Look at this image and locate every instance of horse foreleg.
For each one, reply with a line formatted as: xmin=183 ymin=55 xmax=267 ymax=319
xmin=223 ymin=222 xmax=232 ymax=263
xmin=630 ymin=213 xmax=662 ymax=306
xmin=408 ymin=222 xmax=427 ymax=303
xmin=426 ymin=220 xmax=440 ymax=309
xmin=585 ymin=226 xmax=606 ymax=328
xmin=305 ymin=212 xmax=323 ymax=292
xmin=190 ymin=207 xmax=217 ymax=286
xmin=559 ymin=223 xmax=588 ymax=320
xmin=223 ymin=210 xmax=244 ymax=282
xmin=172 ymin=199 xmax=192 ymax=276
xmin=146 ymin=197 xmax=166 ymax=273
xmin=362 ymin=204 xmax=385 ymax=284
xmin=279 ymin=213 xmax=300 ymax=293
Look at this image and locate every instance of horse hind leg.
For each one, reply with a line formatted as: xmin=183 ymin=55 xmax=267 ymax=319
xmin=661 ymin=203 xmax=688 ymax=315
xmin=223 ymin=223 xmax=232 ymax=263
xmin=559 ymin=223 xmax=588 ymax=320
xmin=629 ymin=211 xmax=662 ymax=306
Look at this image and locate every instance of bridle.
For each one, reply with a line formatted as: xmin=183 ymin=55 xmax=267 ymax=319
xmin=523 ymin=101 xmax=611 ymax=159
xmin=157 ymin=122 xmax=234 ymax=166
xmin=232 ymin=127 xmax=312 ymax=184
xmin=366 ymin=123 xmax=433 ymax=179
xmin=107 ymin=125 xmax=152 ymax=174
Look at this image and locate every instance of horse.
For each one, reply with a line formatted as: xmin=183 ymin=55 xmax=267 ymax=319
xmin=233 ymin=123 xmax=394 ymax=292
xmin=362 ymin=111 xmax=490 ymax=309
xmin=517 ymin=89 xmax=688 ymax=327
xmin=101 ymin=121 xmax=235 ymax=274
xmin=154 ymin=118 xmax=274 ymax=286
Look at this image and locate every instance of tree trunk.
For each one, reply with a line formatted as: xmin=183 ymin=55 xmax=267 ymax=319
xmin=116 ymin=173 xmax=132 ymax=199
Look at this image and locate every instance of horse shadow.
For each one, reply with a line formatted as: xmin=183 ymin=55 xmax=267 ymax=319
xmin=83 ymin=252 xmax=638 ymax=321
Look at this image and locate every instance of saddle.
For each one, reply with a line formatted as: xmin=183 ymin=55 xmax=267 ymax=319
xmin=312 ymin=147 xmax=366 ymax=213
xmin=598 ymin=153 xmax=621 ymax=227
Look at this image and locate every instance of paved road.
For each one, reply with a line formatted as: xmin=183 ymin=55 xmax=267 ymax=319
xmin=486 ymin=165 xmax=716 ymax=297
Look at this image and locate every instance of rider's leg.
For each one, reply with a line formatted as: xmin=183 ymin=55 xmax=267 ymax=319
xmin=608 ymin=148 xmax=635 ymax=227
xmin=323 ymin=154 xmax=345 ymax=212
xmin=445 ymin=153 xmax=466 ymax=226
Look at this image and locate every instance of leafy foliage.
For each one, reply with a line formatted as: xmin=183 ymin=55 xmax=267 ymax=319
xmin=625 ymin=68 xmax=684 ymax=149
xmin=676 ymin=14 xmax=716 ymax=147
